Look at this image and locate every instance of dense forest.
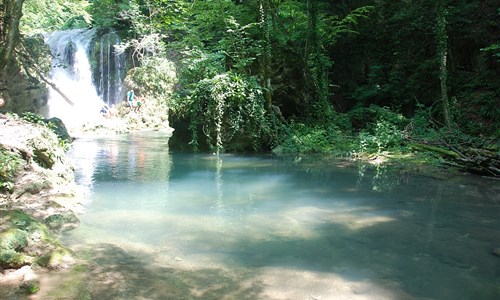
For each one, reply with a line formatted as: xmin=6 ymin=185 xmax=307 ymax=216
xmin=1 ymin=0 xmax=499 ymax=175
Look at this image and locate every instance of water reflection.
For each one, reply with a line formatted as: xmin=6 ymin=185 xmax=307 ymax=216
xmin=41 ymin=138 xmax=500 ymax=299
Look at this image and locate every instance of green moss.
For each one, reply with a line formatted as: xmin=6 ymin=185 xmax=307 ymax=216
xmin=0 ymin=228 xmax=28 ymax=250
xmin=0 ymin=249 xmax=28 ymax=268
xmin=20 ymin=279 xmax=40 ymax=294
xmin=48 ymin=248 xmax=72 ymax=266
xmin=0 ymin=209 xmax=74 ymax=269
xmin=0 ymin=211 xmax=35 ymax=268
xmin=33 ymin=148 xmax=55 ymax=169
xmin=44 ymin=212 xmax=79 ymax=232
xmin=45 ymin=263 xmax=92 ymax=300
xmin=0 ymin=148 xmax=24 ymax=192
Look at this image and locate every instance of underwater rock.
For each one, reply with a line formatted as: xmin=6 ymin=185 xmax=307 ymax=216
xmin=493 ymin=248 xmax=500 ymax=257
xmin=0 ymin=265 xmax=40 ymax=297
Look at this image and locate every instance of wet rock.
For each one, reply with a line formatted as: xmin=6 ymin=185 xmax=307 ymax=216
xmin=0 ymin=210 xmax=74 ymax=270
xmin=45 ymin=212 xmax=80 ymax=232
xmin=0 ymin=213 xmax=31 ymax=268
xmin=19 ymin=268 xmax=40 ymax=294
xmin=0 ymin=265 xmax=40 ymax=297
xmin=37 ymin=248 xmax=75 ymax=270
xmin=44 ymin=117 xmax=73 ymax=143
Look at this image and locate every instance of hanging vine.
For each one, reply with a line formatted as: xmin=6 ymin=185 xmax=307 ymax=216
xmin=189 ymin=72 xmax=269 ymax=153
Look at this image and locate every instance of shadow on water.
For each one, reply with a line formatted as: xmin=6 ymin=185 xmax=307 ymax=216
xmin=45 ymin=138 xmax=500 ymax=300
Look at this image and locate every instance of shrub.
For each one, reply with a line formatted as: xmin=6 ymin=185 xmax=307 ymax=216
xmin=358 ymin=120 xmax=404 ymax=154
xmin=0 ymin=149 xmax=23 ymax=192
xmin=350 ymin=105 xmax=407 ymax=154
xmin=273 ymin=121 xmax=355 ymax=155
xmin=186 ymin=72 xmax=270 ymax=153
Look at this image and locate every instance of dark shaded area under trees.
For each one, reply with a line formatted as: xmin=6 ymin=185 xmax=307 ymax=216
xmin=1 ymin=0 xmax=499 ymax=176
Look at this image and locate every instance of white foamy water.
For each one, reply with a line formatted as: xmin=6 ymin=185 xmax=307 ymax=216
xmin=43 ymin=29 xmax=121 ymax=132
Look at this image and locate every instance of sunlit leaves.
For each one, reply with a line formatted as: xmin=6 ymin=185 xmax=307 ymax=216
xmin=188 ymin=72 xmax=268 ymax=152
xmin=124 ymin=55 xmax=177 ymax=103
xmin=21 ymin=0 xmax=92 ymax=34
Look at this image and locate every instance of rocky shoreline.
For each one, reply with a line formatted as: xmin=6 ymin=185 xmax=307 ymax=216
xmin=0 ymin=106 xmax=174 ymax=297
xmin=0 ymin=113 xmax=83 ymax=297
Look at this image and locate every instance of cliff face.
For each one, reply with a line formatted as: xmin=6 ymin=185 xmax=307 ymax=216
xmin=0 ymin=60 xmax=48 ymax=114
xmin=0 ymin=35 xmax=50 ymax=115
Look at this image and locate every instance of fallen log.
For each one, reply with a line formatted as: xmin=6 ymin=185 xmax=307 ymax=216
xmin=409 ymin=143 xmax=460 ymax=159
xmin=410 ymin=142 xmax=500 ymax=177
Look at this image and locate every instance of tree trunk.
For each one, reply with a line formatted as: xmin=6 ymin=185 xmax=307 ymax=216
xmin=0 ymin=0 xmax=25 ymax=75
xmin=259 ymin=0 xmax=272 ymax=112
xmin=436 ymin=1 xmax=452 ymax=129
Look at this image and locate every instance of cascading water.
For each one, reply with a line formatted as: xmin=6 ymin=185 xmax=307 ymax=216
xmin=91 ymin=31 xmax=126 ymax=106
xmin=43 ymin=28 xmax=125 ymax=131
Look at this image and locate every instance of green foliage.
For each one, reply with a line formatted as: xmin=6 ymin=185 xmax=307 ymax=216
xmin=87 ymin=0 xmax=121 ymax=28
xmin=358 ymin=120 xmax=404 ymax=155
xmin=176 ymin=48 xmax=226 ymax=94
xmin=21 ymin=0 xmax=92 ymax=34
xmin=323 ymin=5 xmax=374 ymax=46
xmin=219 ymin=16 xmax=262 ymax=72
xmin=0 ymin=149 xmax=23 ymax=192
xmin=348 ymin=105 xmax=407 ymax=154
xmin=481 ymin=43 xmax=500 ymax=62
xmin=349 ymin=105 xmax=407 ymax=131
xmin=21 ymin=111 xmax=44 ymax=125
xmin=408 ymin=104 xmax=439 ymax=140
xmin=185 ymin=72 xmax=270 ymax=153
xmin=273 ymin=121 xmax=355 ymax=155
xmin=125 ymin=55 xmax=177 ymax=103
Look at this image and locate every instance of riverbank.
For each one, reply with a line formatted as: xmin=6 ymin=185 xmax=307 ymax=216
xmin=0 ymin=113 xmax=83 ymax=297
xmin=0 ymin=107 xmax=173 ymax=297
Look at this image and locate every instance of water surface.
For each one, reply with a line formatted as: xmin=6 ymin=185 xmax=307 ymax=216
xmin=39 ymin=134 xmax=500 ymax=299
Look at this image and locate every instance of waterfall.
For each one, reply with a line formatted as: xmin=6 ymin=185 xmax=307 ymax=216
xmin=92 ymin=31 xmax=126 ymax=106
xmin=43 ymin=28 xmax=125 ymax=131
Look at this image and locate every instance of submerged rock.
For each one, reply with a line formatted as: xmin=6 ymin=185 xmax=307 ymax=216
xmin=0 ymin=265 xmax=40 ymax=297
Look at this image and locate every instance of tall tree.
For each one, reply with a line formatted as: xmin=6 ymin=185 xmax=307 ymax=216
xmin=436 ymin=0 xmax=452 ymax=129
xmin=259 ymin=0 xmax=272 ymax=112
xmin=0 ymin=0 xmax=25 ymax=76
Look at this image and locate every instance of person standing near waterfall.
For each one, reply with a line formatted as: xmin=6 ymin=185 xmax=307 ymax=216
xmin=127 ymin=90 xmax=135 ymax=109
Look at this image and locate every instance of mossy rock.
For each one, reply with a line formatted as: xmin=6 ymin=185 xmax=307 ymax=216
xmin=0 ymin=227 xmax=31 ymax=268
xmin=0 ymin=249 xmax=29 ymax=268
xmin=0 ymin=209 xmax=73 ymax=269
xmin=0 ymin=209 xmax=40 ymax=230
xmin=0 ymin=228 xmax=28 ymax=250
xmin=0 ymin=211 xmax=37 ymax=268
xmin=17 ymin=179 xmax=52 ymax=195
xmin=19 ymin=278 xmax=41 ymax=294
xmin=36 ymin=248 xmax=73 ymax=269
xmin=44 ymin=212 xmax=80 ymax=232
xmin=33 ymin=148 xmax=55 ymax=169
xmin=44 ymin=117 xmax=73 ymax=143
